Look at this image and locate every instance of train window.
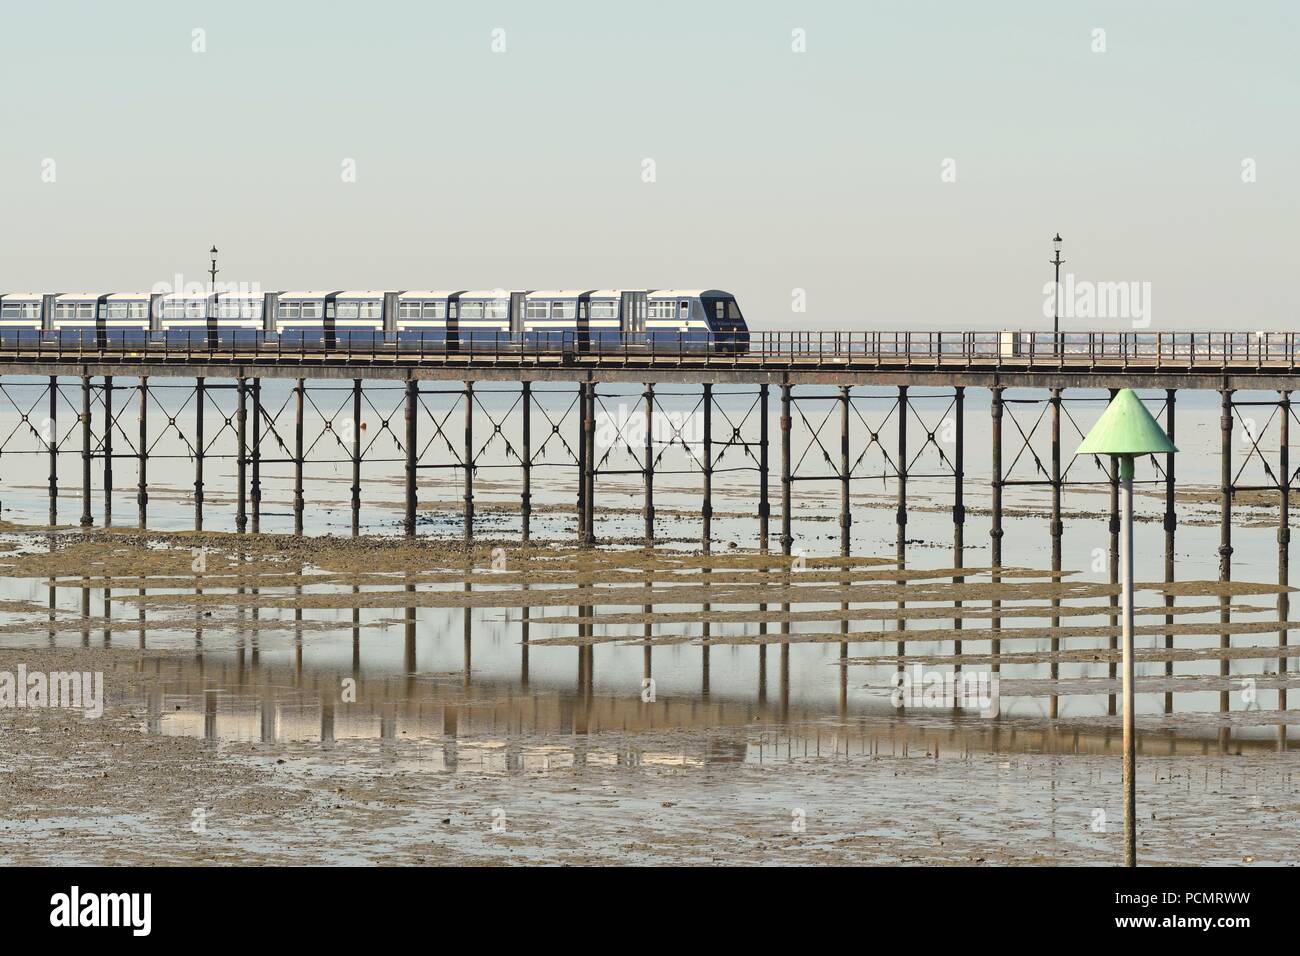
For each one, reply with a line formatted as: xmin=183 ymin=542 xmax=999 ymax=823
xmin=648 ymin=301 xmax=676 ymax=319
xmin=460 ymin=302 xmax=484 ymax=320
xmin=484 ymin=301 xmax=508 ymax=320
xmin=726 ymin=299 xmax=743 ymax=321
xmin=679 ymin=301 xmax=689 ymax=317
xmin=301 ymin=303 xmax=322 ymax=319
xmin=422 ymin=302 xmax=444 ymax=319
xmin=278 ymin=303 xmax=300 ymax=319
xmin=526 ymin=301 xmax=549 ymax=319
xmin=399 ymin=302 xmax=421 ymax=320
xmin=336 ymin=303 xmax=360 ymax=319
xmin=590 ymin=301 xmax=617 ymax=319
xmin=359 ymin=301 xmax=382 ymax=319
xmin=551 ymin=301 xmax=575 ymax=320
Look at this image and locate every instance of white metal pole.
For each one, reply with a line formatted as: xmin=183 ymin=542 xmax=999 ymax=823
xmin=1121 ymin=455 xmax=1136 ymax=866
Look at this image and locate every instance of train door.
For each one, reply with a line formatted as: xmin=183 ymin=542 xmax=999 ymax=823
xmin=620 ymin=291 xmax=647 ymax=343
xmin=577 ymin=295 xmax=591 ymax=353
xmin=323 ymin=294 xmax=340 ymax=351
xmin=446 ymin=293 xmax=462 ymax=352
xmin=510 ymin=292 xmax=526 ymax=348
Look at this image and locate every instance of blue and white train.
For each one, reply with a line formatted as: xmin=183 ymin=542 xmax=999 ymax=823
xmin=0 ymin=288 xmax=749 ymax=352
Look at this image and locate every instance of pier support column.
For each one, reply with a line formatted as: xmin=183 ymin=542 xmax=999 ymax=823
xmin=293 ymin=378 xmax=305 ymax=536
xmin=839 ymin=385 xmax=851 ymax=556
xmin=137 ymin=377 xmax=147 ymax=529
xmin=103 ymin=375 xmax=113 ymax=525
xmin=1219 ymin=387 xmax=1234 ymax=717
xmin=1163 ymin=389 xmax=1177 ymax=714
xmin=990 ymin=385 xmax=1004 ymax=672
xmin=1049 ymin=387 xmax=1062 ymax=718
xmin=1279 ymin=390 xmax=1290 ymax=735
xmin=194 ymin=376 xmax=205 ymax=531
xmin=463 ymin=381 xmax=474 ymax=543
xmin=896 ymin=385 xmax=908 ymax=561
xmin=702 ymin=383 xmax=712 ymax=553
xmin=404 ymin=379 xmax=417 ymax=537
xmin=643 ymin=383 xmax=654 ymax=545
xmin=351 ymin=379 xmax=361 ymax=536
xmin=576 ymin=382 xmax=588 ymax=543
xmin=80 ymin=376 xmax=92 ymax=527
xmin=582 ymin=381 xmax=596 ymax=547
xmin=251 ymin=378 xmax=261 ymax=533
xmin=759 ymin=383 xmax=769 ymax=552
xmin=236 ymin=376 xmax=247 ymax=533
xmin=780 ymin=382 xmax=792 ymax=557
xmin=953 ymin=386 xmax=966 ymax=664
xmin=521 ymin=381 xmax=532 ymax=544
xmin=1108 ymin=389 xmax=1120 ymax=716
xmin=48 ymin=376 xmax=58 ymax=525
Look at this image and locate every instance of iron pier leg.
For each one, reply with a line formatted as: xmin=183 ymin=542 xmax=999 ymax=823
xmin=80 ymin=375 xmax=92 ymax=527
xmin=576 ymin=382 xmax=587 ymax=544
xmin=251 ymin=378 xmax=261 ymax=533
xmin=404 ymin=379 xmax=417 ymax=537
xmin=953 ymin=386 xmax=965 ymax=668
xmin=1219 ymin=387 xmax=1234 ymax=722
xmin=521 ymin=381 xmax=531 ymax=544
xmin=702 ymin=383 xmax=712 ymax=553
xmin=236 ymin=376 xmax=247 ymax=533
xmin=464 ymin=381 xmax=474 ymax=543
xmin=48 ymin=376 xmax=58 ymax=525
xmin=351 ymin=378 xmax=361 ymax=536
xmin=990 ymin=385 xmax=1004 ymax=673
xmin=293 ymin=377 xmax=305 ymax=536
xmin=137 ymin=377 xmax=147 ymax=529
xmin=780 ymin=382 xmax=792 ymax=557
xmin=1163 ymin=389 xmax=1177 ymax=714
xmin=1049 ymin=387 xmax=1062 ymax=718
xmin=840 ymin=385 xmax=851 ymax=557
xmin=582 ymin=381 xmax=596 ymax=547
xmin=194 ymin=376 xmax=205 ymax=531
xmin=759 ymin=383 xmax=769 ymax=552
xmin=1279 ymin=390 xmax=1290 ymax=744
xmin=103 ymin=375 xmax=113 ymax=525
xmin=643 ymin=383 xmax=654 ymax=545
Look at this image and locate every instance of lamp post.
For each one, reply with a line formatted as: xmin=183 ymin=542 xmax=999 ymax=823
xmin=209 ymin=245 xmax=219 ymax=291
xmin=1051 ymin=233 xmax=1064 ymax=356
xmin=1076 ymin=388 xmax=1177 ymax=867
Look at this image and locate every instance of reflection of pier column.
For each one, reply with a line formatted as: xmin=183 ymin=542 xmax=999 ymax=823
xmin=759 ymin=383 xmax=769 ymax=552
xmin=320 ymin=703 xmax=335 ymax=744
xmin=463 ymin=381 xmax=474 ymax=542
xmin=840 ymin=385 xmax=851 ymax=556
xmin=1219 ymin=388 xmax=1234 ymax=718
xmin=293 ymin=378 xmax=305 ymax=535
xmin=404 ymin=379 xmax=417 ymax=536
xmin=137 ymin=377 xmax=148 ymax=529
xmin=953 ymin=386 xmax=965 ymax=669
xmin=80 ymin=376 xmax=92 ymax=527
xmin=521 ymin=381 xmax=532 ymax=543
xmin=702 ymin=383 xmax=713 ymax=553
xmin=251 ymin=378 xmax=261 ymax=533
xmin=48 ymin=376 xmax=58 ymax=525
xmin=1278 ymin=390 xmax=1290 ymax=745
xmin=103 ymin=375 xmax=113 ymax=524
xmin=194 ymin=376 xmax=204 ymax=531
xmin=236 ymin=376 xmax=247 ymax=532
xmin=1163 ymin=389 xmax=1177 ymax=714
xmin=643 ymin=383 xmax=654 ymax=544
xmin=990 ymin=385 xmax=1004 ymax=672
xmin=1049 ymin=387 xmax=1062 ymax=718
xmin=351 ymin=378 xmax=362 ymax=536
xmin=780 ymin=382 xmax=792 ymax=556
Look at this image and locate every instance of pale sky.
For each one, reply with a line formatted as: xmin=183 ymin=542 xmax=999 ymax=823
xmin=1 ymin=1 xmax=1296 ymax=331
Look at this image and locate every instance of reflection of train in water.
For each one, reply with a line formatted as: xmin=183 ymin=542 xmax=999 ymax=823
xmin=0 ymin=289 xmax=750 ymax=352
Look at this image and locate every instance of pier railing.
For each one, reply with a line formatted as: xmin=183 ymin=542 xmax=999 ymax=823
xmin=0 ymin=329 xmax=1296 ymax=369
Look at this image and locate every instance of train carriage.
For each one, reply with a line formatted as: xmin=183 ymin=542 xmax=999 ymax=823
xmin=456 ymin=290 xmax=525 ymax=349
xmin=100 ymin=292 xmax=154 ymax=346
xmin=52 ymin=292 xmax=111 ymax=347
xmin=645 ymin=289 xmax=747 ymax=352
xmin=0 ymin=293 xmax=50 ymax=346
xmin=211 ymin=291 xmax=270 ymax=347
xmin=331 ymin=291 xmax=393 ymax=348
xmin=158 ymin=292 xmax=213 ymax=347
xmin=274 ymin=292 xmax=334 ymax=348
xmin=395 ymin=291 xmax=463 ymax=349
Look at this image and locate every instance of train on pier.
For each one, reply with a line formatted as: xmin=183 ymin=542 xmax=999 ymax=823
xmin=0 ymin=288 xmax=749 ymax=352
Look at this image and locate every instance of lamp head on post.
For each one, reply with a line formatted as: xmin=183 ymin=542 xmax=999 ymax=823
xmin=1053 ymin=233 xmax=1063 ymax=256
